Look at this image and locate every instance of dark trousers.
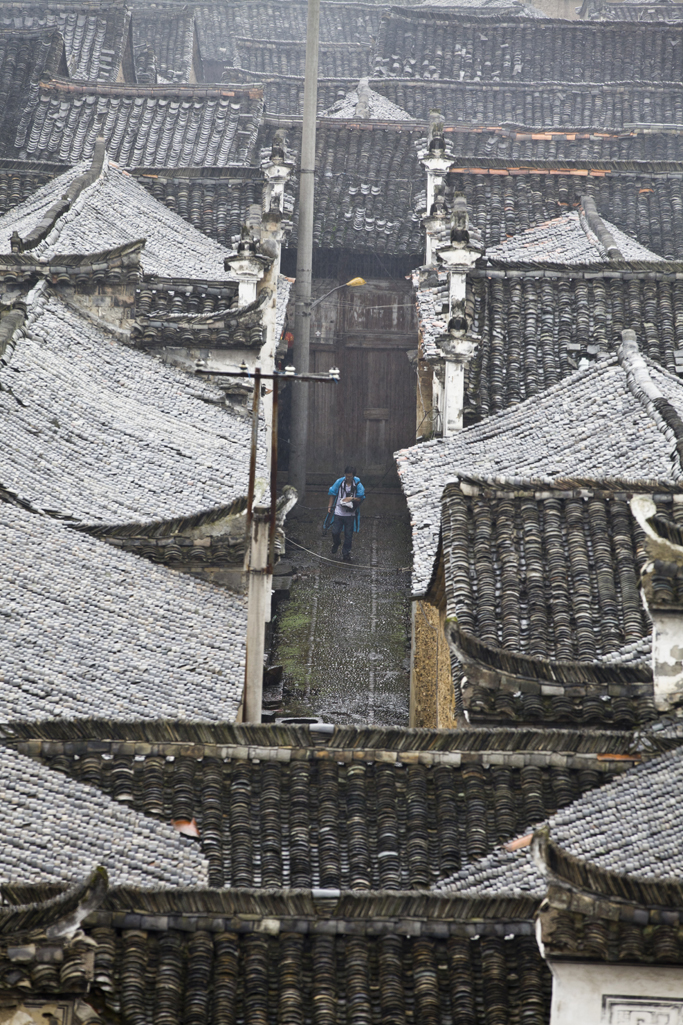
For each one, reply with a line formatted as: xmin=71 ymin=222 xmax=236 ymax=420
xmin=331 ymin=515 xmax=354 ymax=555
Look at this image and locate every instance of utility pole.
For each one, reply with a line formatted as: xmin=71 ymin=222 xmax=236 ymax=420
xmin=289 ymin=0 xmax=321 ymax=502
xmin=197 ymin=362 xmax=339 ymax=723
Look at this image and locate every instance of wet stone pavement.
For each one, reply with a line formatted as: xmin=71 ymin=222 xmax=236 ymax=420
xmin=269 ymin=504 xmax=412 ymax=727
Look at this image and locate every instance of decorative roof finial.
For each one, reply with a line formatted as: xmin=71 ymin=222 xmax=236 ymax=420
xmin=428 ymin=108 xmax=445 ymax=153
xmin=237 ymin=223 xmax=258 ymax=254
xmin=271 ymin=128 xmax=287 ymax=164
xmin=356 ymin=78 xmax=371 ymax=119
xmin=450 ymin=194 xmax=470 ymax=247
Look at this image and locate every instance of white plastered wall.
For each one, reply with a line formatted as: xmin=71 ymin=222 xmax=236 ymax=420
xmin=549 ymin=961 xmax=683 ymax=1025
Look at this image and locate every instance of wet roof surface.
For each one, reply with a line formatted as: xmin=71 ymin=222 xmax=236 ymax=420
xmin=0 ymin=744 xmax=208 ymax=886
xmin=0 ymin=159 xmax=238 ymax=280
xmin=486 ymin=210 xmax=663 ymax=264
xmin=398 ymin=350 xmax=683 ymax=595
xmin=0 ymin=290 xmax=261 ymax=527
xmin=437 ymin=744 xmax=683 ymax=895
xmin=0 ymin=503 xmax=246 ymax=722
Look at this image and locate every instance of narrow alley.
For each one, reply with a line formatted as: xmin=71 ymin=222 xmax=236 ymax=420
xmin=269 ymin=499 xmax=412 ymax=726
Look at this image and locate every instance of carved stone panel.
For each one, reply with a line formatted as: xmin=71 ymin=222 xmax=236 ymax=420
xmin=603 ymin=995 xmax=683 ymax=1025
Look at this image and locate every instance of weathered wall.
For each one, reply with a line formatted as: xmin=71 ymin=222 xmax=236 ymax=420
xmin=651 ymin=608 xmax=683 ymax=710
xmin=534 ymin=0 xmax=580 ymax=18
xmin=549 ymin=961 xmax=683 ymax=1025
xmin=410 ymin=601 xmax=454 ymax=728
xmin=416 ymin=359 xmax=434 ymax=441
xmin=59 ymin=282 xmax=136 ymax=329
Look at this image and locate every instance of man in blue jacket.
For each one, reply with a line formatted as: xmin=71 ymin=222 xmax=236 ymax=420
xmin=326 ymin=466 xmax=365 ymax=562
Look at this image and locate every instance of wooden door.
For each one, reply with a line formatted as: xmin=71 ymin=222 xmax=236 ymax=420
xmin=307 ymin=279 xmax=416 ymax=484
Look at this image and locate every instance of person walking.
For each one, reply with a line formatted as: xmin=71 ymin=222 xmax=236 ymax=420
xmin=326 ymin=466 xmax=365 ymax=562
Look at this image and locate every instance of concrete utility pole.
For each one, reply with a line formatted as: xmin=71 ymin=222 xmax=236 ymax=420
xmin=198 ymin=363 xmax=339 ymax=724
xmin=289 ymin=0 xmax=321 ymax=502
xmin=243 ymin=505 xmax=270 ymax=723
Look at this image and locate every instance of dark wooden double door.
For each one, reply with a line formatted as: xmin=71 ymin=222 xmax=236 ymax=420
xmin=307 ymin=279 xmax=416 ymax=485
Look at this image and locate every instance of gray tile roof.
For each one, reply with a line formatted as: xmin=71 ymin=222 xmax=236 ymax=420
xmin=600 ymin=634 xmax=653 ymax=667
xmin=437 ymin=743 xmax=683 ymax=896
xmin=442 ymin=485 xmax=651 ymax=665
xmin=133 ymin=168 xmax=264 ymax=250
xmin=0 ymin=164 xmax=70 ymax=219
xmin=196 ymin=2 xmax=384 ymax=65
xmin=0 ymin=744 xmax=208 ymax=886
xmin=31 ymin=727 xmax=637 ymax=889
xmin=397 ymin=349 xmax=683 ymax=595
xmin=374 ymin=10 xmax=683 ymax=82
xmin=321 ymin=86 xmax=414 ymax=121
xmin=437 ymin=845 xmax=544 ymax=897
xmin=0 ymin=5 xmax=130 ymax=81
xmin=0 ymin=158 xmax=237 ymax=281
xmin=16 ymin=82 xmax=263 ymax=167
xmin=275 ymin=274 xmax=292 ymax=339
xmin=348 ymin=81 xmax=683 ymax=135
xmin=418 ymin=0 xmax=546 ymax=10
xmin=0 ymin=160 xmax=85 ymax=244
xmin=486 ymin=211 xmax=662 ymax=264
xmin=0 ymin=502 xmax=246 ymax=722
xmin=0 ymin=289 xmax=264 ymax=528
xmin=263 ymin=122 xmax=425 ymax=256
xmin=132 ymin=6 xmax=195 ymax=84
xmin=582 ymin=0 xmax=683 ymax=20
xmin=448 ymin=165 xmax=683 ymax=258
xmin=0 ymin=28 xmax=69 ymax=157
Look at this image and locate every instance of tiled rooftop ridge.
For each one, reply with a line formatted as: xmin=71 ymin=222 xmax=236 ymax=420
xmin=239 ymin=71 xmax=683 ymax=126
xmin=580 ymin=193 xmax=623 ymax=259
xmin=320 ymin=78 xmax=415 ymax=120
xmin=534 ymin=827 xmax=683 ymax=914
xmin=581 ymin=0 xmax=683 ymax=21
xmin=24 ymin=740 xmax=635 ymax=889
xmin=439 ymin=744 xmax=683 ymax=907
xmin=0 ymin=147 xmax=241 ymax=280
xmin=6 ymin=139 xmax=105 ymax=253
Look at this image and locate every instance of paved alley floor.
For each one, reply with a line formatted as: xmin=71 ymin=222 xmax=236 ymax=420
xmin=270 ymin=505 xmax=412 ymax=727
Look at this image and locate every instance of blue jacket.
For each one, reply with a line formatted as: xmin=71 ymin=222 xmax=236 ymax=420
xmin=326 ymin=476 xmax=365 ymax=532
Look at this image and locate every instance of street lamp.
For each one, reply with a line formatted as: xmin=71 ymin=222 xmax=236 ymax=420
xmin=309 ymin=277 xmax=366 ymax=310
